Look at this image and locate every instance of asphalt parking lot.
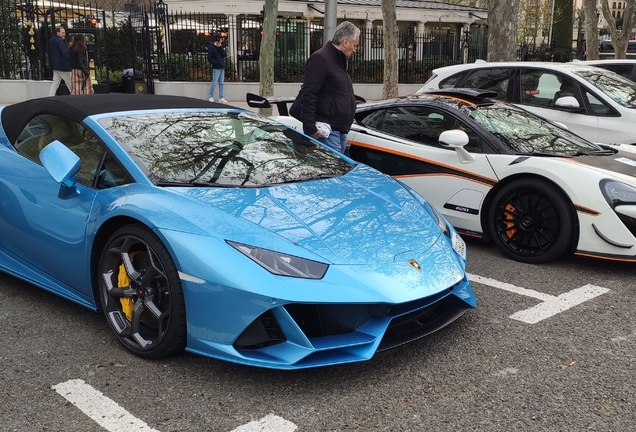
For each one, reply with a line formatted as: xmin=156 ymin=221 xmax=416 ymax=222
xmin=2 ymin=237 xmax=635 ymax=432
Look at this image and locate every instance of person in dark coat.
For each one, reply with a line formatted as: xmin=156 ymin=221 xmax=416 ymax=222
xmin=68 ymin=33 xmax=94 ymax=95
xmin=298 ymin=21 xmax=360 ymax=152
xmin=207 ymin=33 xmax=227 ymax=103
xmin=48 ymin=26 xmax=71 ymax=96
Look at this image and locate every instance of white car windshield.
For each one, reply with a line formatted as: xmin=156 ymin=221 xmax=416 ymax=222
xmin=464 ymin=104 xmax=604 ymax=154
xmin=573 ymin=69 xmax=636 ymax=108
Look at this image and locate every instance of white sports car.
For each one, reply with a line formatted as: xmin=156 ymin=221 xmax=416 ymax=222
xmin=344 ymin=89 xmax=636 ymax=264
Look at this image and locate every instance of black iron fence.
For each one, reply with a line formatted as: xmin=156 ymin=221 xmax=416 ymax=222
xmin=1 ymin=0 xmax=576 ymax=90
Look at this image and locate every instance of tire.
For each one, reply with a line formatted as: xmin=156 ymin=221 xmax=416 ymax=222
xmin=488 ymin=179 xmax=574 ymax=264
xmin=99 ymin=224 xmax=186 ymax=359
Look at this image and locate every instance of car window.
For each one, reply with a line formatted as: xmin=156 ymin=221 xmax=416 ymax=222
xmin=463 ymin=68 xmax=512 ymax=99
xmin=439 ymin=73 xmax=465 ymax=89
xmin=582 ymin=90 xmax=614 ymax=115
xmin=14 ymin=114 xmax=132 ymax=188
xmin=519 ymin=69 xmax=580 ymax=109
xmin=359 ymin=106 xmax=484 ymax=152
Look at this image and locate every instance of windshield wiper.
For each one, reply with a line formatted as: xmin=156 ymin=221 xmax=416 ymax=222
xmin=515 ymin=150 xmax=562 ymax=157
xmin=570 ymin=149 xmax=616 ymax=156
xmin=157 ymin=181 xmax=243 ymax=188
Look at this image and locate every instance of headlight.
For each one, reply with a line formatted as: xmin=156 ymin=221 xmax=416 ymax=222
xmin=226 ymin=241 xmax=328 ymax=279
xmin=601 ymin=180 xmax=636 ymax=207
xmin=405 ymin=186 xmax=450 ymax=237
xmin=429 ymin=204 xmax=451 ymax=237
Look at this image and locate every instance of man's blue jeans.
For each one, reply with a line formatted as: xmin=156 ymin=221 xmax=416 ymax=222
xmin=209 ymin=68 xmax=225 ymax=99
xmin=318 ymin=131 xmax=347 ymax=153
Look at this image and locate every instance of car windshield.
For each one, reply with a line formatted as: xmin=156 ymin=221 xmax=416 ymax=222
xmin=99 ymin=110 xmax=353 ymax=187
xmin=464 ymin=104 xmax=603 ymax=154
xmin=572 ymin=68 xmax=636 ymax=108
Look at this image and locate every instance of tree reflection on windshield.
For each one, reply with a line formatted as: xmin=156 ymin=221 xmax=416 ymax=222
xmin=99 ymin=111 xmax=353 ymax=186
xmin=466 ymin=104 xmax=602 ymax=154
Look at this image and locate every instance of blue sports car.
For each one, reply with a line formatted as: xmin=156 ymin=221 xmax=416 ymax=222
xmin=0 ymin=95 xmax=475 ymax=369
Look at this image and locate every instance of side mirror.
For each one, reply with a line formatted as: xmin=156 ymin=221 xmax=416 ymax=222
xmin=439 ymin=129 xmax=475 ymax=164
xmin=40 ymin=140 xmax=81 ymax=189
xmin=554 ymin=96 xmax=584 ymax=112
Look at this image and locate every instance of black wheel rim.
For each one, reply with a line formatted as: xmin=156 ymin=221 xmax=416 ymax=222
xmin=493 ymin=187 xmax=561 ymax=258
xmin=100 ymin=234 xmax=172 ymax=352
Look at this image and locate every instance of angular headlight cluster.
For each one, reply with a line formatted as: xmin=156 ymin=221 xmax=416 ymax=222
xmin=601 ymin=180 xmax=636 ymax=207
xmin=405 ymin=186 xmax=450 ymax=237
xmin=429 ymin=203 xmax=451 ymax=237
xmin=227 ymin=241 xmax=328 ymax=279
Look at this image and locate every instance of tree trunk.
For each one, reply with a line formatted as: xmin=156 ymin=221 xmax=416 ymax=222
xmin=551 ymin=0 xmax=574 ymax=61
xmin=382 ymin=0 xmax=399 ymax=99
xmin=486 ymin=0 xmax=520 ymax=62
xmin=584 ymin=0 xmax=600 ymax=60
xmin=602 ymin=0 xmax=636 ymax=59
xmin=259 ymin=0 xmax=278 ymax=116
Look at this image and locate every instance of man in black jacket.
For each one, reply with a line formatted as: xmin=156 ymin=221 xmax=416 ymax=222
xmin=48 ymin=26 xmax=71 ymax=96
xmin=299 ymin=21 xmax=360 ymax=152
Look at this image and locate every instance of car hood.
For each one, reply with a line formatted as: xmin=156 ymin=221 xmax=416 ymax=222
xmin=572 ymin=148 xmax=636 ymax=180
xmin=166 ymin=165 xmax=447 ymax=265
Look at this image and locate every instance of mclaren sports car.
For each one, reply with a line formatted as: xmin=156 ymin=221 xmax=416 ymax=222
xmin=248 ymin=89 xmax=636 ymax=264
xmin=0 ymin=94 xmax=475 ymax=369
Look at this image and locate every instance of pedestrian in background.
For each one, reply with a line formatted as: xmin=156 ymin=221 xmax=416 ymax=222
xmin=207 ymin=33 xmax=227 ymax=103
xmin=68 ymin=33 xmax=94 ymax=95
xmin=48 ymin=26 xmax=72 ymax=96
xmin=297 ymin=21 xmax=360 ymax=153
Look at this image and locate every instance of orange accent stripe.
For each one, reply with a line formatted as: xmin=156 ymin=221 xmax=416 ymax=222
xmin=574 ymin=203 xmax=601 ymax=216
xmin=348 ymin=140 xmax=498 ymax=184
xmin=394 ymin=172 xmax=494 ymax=188
xmin=574 ymin=251 xmax=636 ymax=262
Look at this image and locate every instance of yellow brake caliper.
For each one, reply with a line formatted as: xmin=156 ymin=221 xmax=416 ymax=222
xmin=503 ymin=203 xmax=517 ymax=238
xmin=117 ymin=252 xmax=138 ymax=321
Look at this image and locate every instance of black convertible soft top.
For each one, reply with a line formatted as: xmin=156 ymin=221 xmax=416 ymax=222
xmin=1 ymin=94 xmax=230 ymax=145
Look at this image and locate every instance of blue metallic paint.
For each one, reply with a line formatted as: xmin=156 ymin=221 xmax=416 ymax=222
xmin=0 ymin=107 xmax=476 ymax=368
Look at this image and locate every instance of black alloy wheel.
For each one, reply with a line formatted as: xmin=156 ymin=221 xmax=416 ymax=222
xmin=488 ymin=179 xmax=574 ymax=264
xmin=99 ymin=224 xmax=186 ymax=359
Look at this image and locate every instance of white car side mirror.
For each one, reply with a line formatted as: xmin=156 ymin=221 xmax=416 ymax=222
xmin=555 ymin=96 xmax=580 ymax=108
xmin=439 ymin=129 xmax=475 ymax=164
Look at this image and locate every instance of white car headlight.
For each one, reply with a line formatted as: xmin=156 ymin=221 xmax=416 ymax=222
xmin=601 ymin=180 xmax=636 ymax=207
xmin=227 ymin=241 xmax=328 ymax=279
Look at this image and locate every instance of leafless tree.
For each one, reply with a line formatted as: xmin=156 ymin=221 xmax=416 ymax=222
xmin=259 ymin=0 xmax=278 ymax=115
xmin=601 ymin=0 xmax=636 ymax=59
xmin=584 ymin=0 xmax=599 ymax=60
xmin=486 ymin=0 xmax=521 ymax=61
xmin=381 ymin=0 xmax=398 ymax=99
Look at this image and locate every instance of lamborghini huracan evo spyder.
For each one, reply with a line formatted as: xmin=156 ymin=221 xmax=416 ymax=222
xmin=0 ymin=94 xmax=474 ymax=369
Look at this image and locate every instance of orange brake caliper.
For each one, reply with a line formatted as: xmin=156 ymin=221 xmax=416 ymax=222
xmin=503 ymin=203 xmax=517 ymax=238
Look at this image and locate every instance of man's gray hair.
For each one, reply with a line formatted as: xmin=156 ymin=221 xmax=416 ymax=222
xmin=332 ymin=21 xmax=360 ymax=45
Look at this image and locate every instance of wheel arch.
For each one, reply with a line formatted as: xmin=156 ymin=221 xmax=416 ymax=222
xmin=480 ymin=173 xmax=580 ymax=252
xmin=90 ymin=216 xmax=146 ymax=311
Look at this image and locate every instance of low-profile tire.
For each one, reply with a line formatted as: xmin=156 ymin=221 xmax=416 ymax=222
xmin=99 ymin=224 xmax=186 ymax=359
xmin=488 ymin=178 xmax=574 ymax=264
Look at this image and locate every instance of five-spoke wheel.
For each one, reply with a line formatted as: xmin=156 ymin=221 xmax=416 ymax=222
xmin=99 ymin=224 xmax=186 ymax=359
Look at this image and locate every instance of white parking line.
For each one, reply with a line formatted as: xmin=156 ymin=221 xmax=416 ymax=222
xmin=230 ymin=413 xmax=297 ymax=432
xmin=53 ymin=379 xmax=298 ymax=432
xmin=467 ymin=273 xmax=610 ymax=324
xmin=52 ymin=379 xmax=159 ymax=432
